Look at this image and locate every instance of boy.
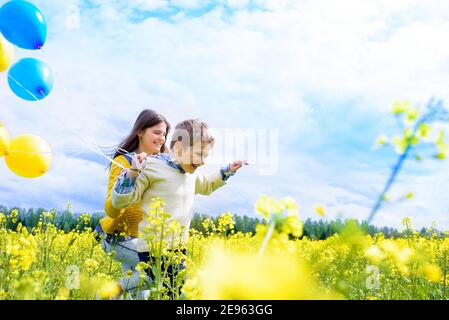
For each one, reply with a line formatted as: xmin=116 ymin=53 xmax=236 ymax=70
xmin=110 ymin=119 xmax=247 ymax=297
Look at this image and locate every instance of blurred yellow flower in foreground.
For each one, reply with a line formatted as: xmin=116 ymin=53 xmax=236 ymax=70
xmin=188 ymin=245 xmax=341 ymax=300
xmin=365 ymin=245 xmax=385 ymax=264
xmin=391 ymin=100 xmax=412 ymax=115
xmin=255 ymin=195 xmax=283 ymax=221
xmin=98 ymin=281 xmax=122 ymax=300
xmin=422 ymin=264 xmax=442 ymax=283
xmin=380 ymin=240 xmax=414 ymax=265
xmin=55 ymin=287 xmax=70 ymax=300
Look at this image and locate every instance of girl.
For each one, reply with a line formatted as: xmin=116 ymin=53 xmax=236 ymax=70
xmin=94 ymin=109 xmax=170 ymax=299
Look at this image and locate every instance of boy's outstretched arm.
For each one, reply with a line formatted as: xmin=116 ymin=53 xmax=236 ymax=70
xmin=195 ymin=160 xmax=248 ymax=195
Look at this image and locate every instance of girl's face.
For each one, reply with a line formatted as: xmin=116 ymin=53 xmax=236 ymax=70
xmin=138 ymin=122 xmax=167 ymax=155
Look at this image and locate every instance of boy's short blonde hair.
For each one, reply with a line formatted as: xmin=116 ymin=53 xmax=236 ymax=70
xmin=170 ymin=119 xmax=215 ymax=150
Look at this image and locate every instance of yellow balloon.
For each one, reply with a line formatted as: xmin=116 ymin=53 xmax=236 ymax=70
xmin=0 ymin=123 xmax=10 ymax=157
xmin=0 ymin=34 xmax=14 ymax=72
xmin=5 ymin=134 xmax=52 ymax=178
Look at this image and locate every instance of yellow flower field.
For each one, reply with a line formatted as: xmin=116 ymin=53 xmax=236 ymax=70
xmin=1 ymin=195 xmax=448 ymax=300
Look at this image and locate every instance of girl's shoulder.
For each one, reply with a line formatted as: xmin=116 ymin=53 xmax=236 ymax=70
xmin=107 ymin=155 xmax=131 ymax=181
xmin=112 ymin=154 xmax=132 ymax=168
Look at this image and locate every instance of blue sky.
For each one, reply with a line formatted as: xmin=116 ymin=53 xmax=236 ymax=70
xmin=1 ymin=0 xmax=449 ymax=230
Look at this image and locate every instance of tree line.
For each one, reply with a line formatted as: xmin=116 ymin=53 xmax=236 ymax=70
xmin=0 ymin=205 xmax=444 ymax=239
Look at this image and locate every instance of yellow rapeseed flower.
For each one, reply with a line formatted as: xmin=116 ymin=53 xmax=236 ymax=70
xmin=255 ymin=195 xmax=282 ymax=221
xmin=391 ymin=100 xmax=411 ymax=115
xmin=182 ymin=278 xmax=201 ymax=300
xmin=84 ymin=258 xmax=99 ymax=272
xmin=365 ymin=245 xmax=385 ymax=264
xmin=422 ymin=264 xmax=442 ymax=283
xmin=193 ymin=245 xmax=341 ymax=300
xmin=315 ymin=205 xmax=326 ymax=217
xmin=202 ymin=218 xmax=216 ymax=233
xmin=280 ymin=197 xmax=299 ymax=216
xmin=98 ymin=281 xmax=122 ymax=300
xmin=217 ymin=212 xmax=235 ymax=233
xmin=283 ymin=215 xmax=303 ymax=238
xmin=55 ymin=287 xmax=70 ymax=300
xmin=0 ymin=290 xmax=7 ymax=300
xmin=375 ymin=135 xmax=389 ymax=147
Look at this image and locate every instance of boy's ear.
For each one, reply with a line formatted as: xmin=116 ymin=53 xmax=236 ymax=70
xmin=173 ymin=141 xmax=183 ymax=157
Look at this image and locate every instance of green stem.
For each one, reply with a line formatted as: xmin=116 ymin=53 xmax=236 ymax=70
xmin=258 ymin=221 xmax=275 ymax=257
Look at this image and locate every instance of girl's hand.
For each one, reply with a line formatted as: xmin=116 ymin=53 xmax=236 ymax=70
xmin=127 ymin=152 xmax=148 ymax=178
xmin=230 ymin=160 xmax=249 ymax=173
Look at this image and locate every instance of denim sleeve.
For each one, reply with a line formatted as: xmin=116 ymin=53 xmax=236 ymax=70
xmin=220 ymin=164 xmax=236 ymax=182
xmin=114 ymin=171 xmax=137 ymax=194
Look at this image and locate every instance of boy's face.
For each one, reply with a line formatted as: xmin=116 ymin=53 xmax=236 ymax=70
xmin=175 ymin=142 xmax=211 ymax=174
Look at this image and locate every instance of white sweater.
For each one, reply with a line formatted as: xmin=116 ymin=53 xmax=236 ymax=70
xmin=112 ymin=157 xmax=226 ymax=252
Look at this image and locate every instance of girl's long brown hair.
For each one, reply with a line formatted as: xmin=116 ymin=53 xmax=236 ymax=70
xmin=111 ymin=109 xmax=171 ymax=164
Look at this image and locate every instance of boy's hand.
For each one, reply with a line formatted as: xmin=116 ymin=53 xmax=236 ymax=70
xmin=127 ymin=152 xmax=148 ymax=178
xmin=230 ymin=160 xmax=249 ymax=173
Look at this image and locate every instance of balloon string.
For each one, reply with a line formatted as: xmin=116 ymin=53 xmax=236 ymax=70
xmin=65 ymin=149 xmax=87 ymax=158
xmin=7 ymin=74 xmax=43 ymax=101
xmin=50 ymin=109 xmax=129 ymax=171
xmin=6 ymin=76 xmax=129 ymax=171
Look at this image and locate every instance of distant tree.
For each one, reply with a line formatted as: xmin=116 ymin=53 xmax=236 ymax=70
xmin=0 ymin=204 xmax=443 ymax=239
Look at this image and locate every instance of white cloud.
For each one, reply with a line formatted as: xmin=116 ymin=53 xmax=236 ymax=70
xmin=170 ymin=0 xmax=213 ymax=10
xmin=226 ymin=0 xmax=250 ymax=10
xmin=135 ymin=0 xmax=169 ymax=11
xmin=252 ymin=0 xmax=302 ymax=11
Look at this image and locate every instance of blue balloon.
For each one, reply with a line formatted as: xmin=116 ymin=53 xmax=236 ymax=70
xmin=0 ymin=1 xmax=47 ymax=50
xmin=8 ymin=58 xmax=54 ymax=101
